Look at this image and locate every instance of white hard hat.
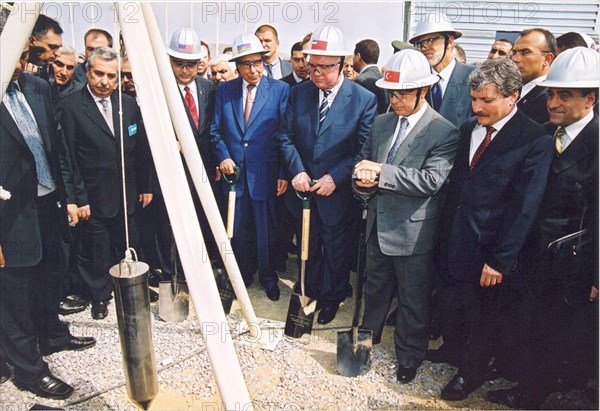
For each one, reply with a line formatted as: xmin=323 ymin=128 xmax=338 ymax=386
xmin=409 ymin=13 xmax=462 ymax=44
xmin=577 ymin=32 xmax=597 ymax=51
xmin=376 ymin=49 xmax=439 ymax=90
xmin=230 ymin=33 xmax=268 ymax=61
xmin=303 ymin=25 xmax=352 ymax=57
xmin=541 ymin=47 xmax=599 ymax=88
xmin=167 ymin=27 xmax=206 ymax=60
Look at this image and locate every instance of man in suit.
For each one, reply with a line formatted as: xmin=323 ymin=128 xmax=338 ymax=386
xmin=511 ymin=28 xmax=556 ymax=124
xmin=60 ymin=47 xmax=153 ymax=320
xmin=211 ymin=33 xmax=290 ymax=300
xmin=354 ymin=49 xmax=459 ymax=384
xmin=281 ymin=42 xmax=309 ymax=87
xmin=353 ymin=39 xmax=389 ymax=114
xmin=409 ymin=13 xmax=475 ymax=128
xmin=437 ymin=58 xmax=555 ymax=401
xmin=1 ymin=41 xmax=95 ymax=399
xmin=51 ymin=45 xmax=83 ymax=97
xmin=255 ymin=24 xmax=292 ymax=79
xmin=277 ymin=25 xmax=378 ymax=324
xmin=72 ymin=28 xmax=113 ymax=84
xmin=487 ymin=47 xmax=599 ymax=410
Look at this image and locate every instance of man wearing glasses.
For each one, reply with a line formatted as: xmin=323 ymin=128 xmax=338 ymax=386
xmin=211 ymin=33 xmax=290 ymax=301
xmin=409 ymin=13 xmax=474 ymax=128
xmin=511 ymin=28 xmax=556 ymax=124
xmin=277 ymin=25 xmax=377 ymax=324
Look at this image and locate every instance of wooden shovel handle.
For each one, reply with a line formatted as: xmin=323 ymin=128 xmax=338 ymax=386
xmin=301 ymin=208 xmax=310 ymax=261
xmin=226 ymin=191 xmax=236 ymax=239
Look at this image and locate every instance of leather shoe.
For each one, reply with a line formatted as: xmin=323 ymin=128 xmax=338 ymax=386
xmin=58 ymin=296 xmax=89 ymax=315
xmin=441 ymin=375 xmax=482 ymax=401
xmin=487 ymin=387 xmax=542 ymax=409
xmin=265 ymin=285 xmax=280 ymax=301
xmin=41 ymin=336 xmax=96 ymax=356
xmin=317 ymin=302 xmax=340 ymax=324
xmin=396 ymin=366 xmax=417 ymax=384
xmin=91 ymin=301 xmax=108 ymax=320
xmin=15 ymin=373 xmax=74 ymax=400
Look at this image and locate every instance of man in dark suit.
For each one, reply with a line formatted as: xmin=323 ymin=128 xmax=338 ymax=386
xmin=280 ymin=42 xmax=309 ymax=87
xmin=277 ymin=25 xmax=378 ymax=324
xmin=437 ymin=58 xmax=555 ymax=401
xmin=211 ymin=33 xmax=290 ymax=300
xmin=354 ymin=49 xmax=459 ymax=384
xmin=60 ymin=47 xmax=152 ymax=320
xmin=1 ymin=42 xmax=95 ymax=399
xmin=51 ymin=45 xmax=83 ymax=98
xmin=487 ymin=47 xmax=599 ymax=409
xmin=511 ymin=28 xmax=556 ymax=124
xmin=409 ymin=13 xmax=475 ymax=128
xmin=255 ymin=24 xmax=292 ymax=79
xmin=353 ymin=39 xmax=389 ymax=114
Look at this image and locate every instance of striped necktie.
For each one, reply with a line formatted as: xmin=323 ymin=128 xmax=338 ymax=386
xmin=554 ymin=127 xmax=566 ymax=154
xmin=470 ymin=126 xmax=495 ymax=171
xmin=386 ymin=117 xmax=409 ymax=164
xmin=319 ymin=90 xmax=331 ymax=124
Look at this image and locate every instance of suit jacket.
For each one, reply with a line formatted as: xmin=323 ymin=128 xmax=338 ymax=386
xmin=517 ymin=85 xmax=549 ymax=125
xmin=427 ymin=62 xmax=475 ymax=128
xmin=280 ymin=73 xmax=307 ymax=87
xmin=277 ymin=78 xmax=378 ymax=225
xmin=211 ymin=76 xmax=290 ymax=201
xmin=181 ymin=77 xmax=216 ymax=171
xmin=441 ymin=110 xmax=554 ymax=282
xmin=279 ymin=58 xmax=292 ymax=78
xmin=59 ymin=87 xmax=152 ymax=219
xmin=73 ymin=63 xmax=87 ymax=84
xmin=356 ymin=106 xmax=459 ymax=256
xmin=355 ymin=66 xmax=389 ymax=115
xmin=0 ymin=73 xmax=71 ymax=267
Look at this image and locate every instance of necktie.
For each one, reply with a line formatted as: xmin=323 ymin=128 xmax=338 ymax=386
xmin=99 ymin=98 xmax=114 ymax=135
xmin=386 ymin=117 xmax=409 ymax=164
xmin=431 ymin=75 xmax=442 ymax=111
xmin=184 ymin=86 xmax=199 ymax=129
xmin=5 ymin=82 xmax=56 ymax=191
xmin=244 ymin=84 xmax=256 ymax=126
xmin=319 ymin=90 xmax=331 ymax=124
xmin=554 ymin=127 xmax=566 ymax=154
xmin=470 ymin=126 xmax=495 ymax=171
xmin=264 ymin=63 xmax=273 ymax=77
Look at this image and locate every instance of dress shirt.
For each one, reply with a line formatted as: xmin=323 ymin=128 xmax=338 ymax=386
xmin=469 ymin=106 xmax=518 ymax=162
xmin=560 ymin=110 xmax=594 ymax=151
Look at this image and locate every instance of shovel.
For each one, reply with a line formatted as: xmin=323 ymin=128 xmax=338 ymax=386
xmin=284 ymin=182 xmax=317 ymax=338
xmin=336 ymin=181 xmax=378 ymax=377
xmin=158 ymin=236 xmax=189 ymax=322
xmin=214 ymin=166 xmax=241 ymax=314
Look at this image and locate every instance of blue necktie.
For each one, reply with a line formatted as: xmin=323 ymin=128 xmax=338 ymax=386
xmin=264 ymin=63 xmax=273 ymax=77
xmin=319 ymin=90 xmax=331 ymax=124
xmin=431 ymin=75 xmax=442 ymax=111
xmin=386 ymin=117 xmax=409 ymax=164
xmin=5 ymin=82 xmax=56 ymax=191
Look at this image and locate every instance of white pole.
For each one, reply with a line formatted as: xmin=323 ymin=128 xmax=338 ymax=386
xmin=0 ymin=2 xmax=40 ymax=98
xmin=139 ymin=2 xmax=260 ymax=339
xmin=164 ymin=2 xmax=168 ymax=40
xmin=69 ymin=2 xmax=76 ymax=50
xmin=116 ymin=4 xmax=252 ymax=410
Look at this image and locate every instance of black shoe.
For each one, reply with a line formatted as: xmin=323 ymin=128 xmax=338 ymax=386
xmin=15 ymin=374 xmax=74 ymax=400
xmin=58 ymin=297 xmax=88 ymax=316
xmin=265 ymin=284 xmax=280 ymax=301
xmin=149 ymin=288 xmax=159 ymax=303
xmin=396 ymin=366 xmax=417 ymax=384
xmin=425 ymin=344 xmax=458 ymax=366
xmin=91 ymin=301 xmax=108 ymax=320
xmin=1 ymin=361 xmax=10 ymax=384
xmin=317 ymin=302 xmax=340 ymax=325
xmin=441 ymin=375 xmax=482 ymax=401
xmin=487 ymin=387 xmax=542 ymax=409
xmin=41 ymin=336 xmax=96 ymax=356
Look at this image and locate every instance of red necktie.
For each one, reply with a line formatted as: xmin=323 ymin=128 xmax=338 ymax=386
xmin=470 ymin=126 xmax=495 ymax=171
xmin=184 ymin=86 xmax=199 ymax=129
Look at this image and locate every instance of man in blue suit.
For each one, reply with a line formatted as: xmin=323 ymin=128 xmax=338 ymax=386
xmin=277 ymin=26 xmax=378 ymax=324
xmin=211 ymin=33 xmax=290 ymax=301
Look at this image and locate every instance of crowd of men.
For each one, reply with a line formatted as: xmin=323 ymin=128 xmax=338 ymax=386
xmin=0 ymin=12 xmax=597 ymax=407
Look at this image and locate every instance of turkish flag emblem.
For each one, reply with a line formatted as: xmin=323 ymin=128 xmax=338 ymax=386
xmin=384 ymin=70 xmax=400 ymax=82
xmin=311 ymin=40 xmax=328 ymax=50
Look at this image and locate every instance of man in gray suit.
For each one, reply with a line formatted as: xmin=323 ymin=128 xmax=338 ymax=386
xmin=354 ymin=49 xmax=459 ymax=384
xmin=409 ymin=13 xmax=474 ymax=128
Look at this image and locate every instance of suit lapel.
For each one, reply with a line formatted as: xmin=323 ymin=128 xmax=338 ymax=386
xmin=552 ymin=116 xmax=597 ymax=174
xmin=20 ymin=76 xmax=52 ymax=152
xmin=231 ymin=77 xmax=245 ymax=131
xmin=391 ymin=107 xmax=433 ymax=165
xmin=376 ymin=112 xmax=398 ymax=163
xmin=518 ymin=85 xmax=547 ymax=109
xmin=110 ymin=93 xmax=121 ymax=142
xmin=318 ymin=79 xmax=351 ymax=137
xmin=0 ymin=104 xmax=27 ymax=147
xmin=308 ymin=84 xmax=319 ymax=135
xmin=82 ymin=88 xmax=114 ymax=137
xmin=246 ymin=77 xmax=269 ymax=129
xmin=195 ymin=78 xmax=206 ymax=132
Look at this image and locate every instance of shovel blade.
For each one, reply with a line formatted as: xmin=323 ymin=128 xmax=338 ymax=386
xmin=158 ymin=281 xmax=189 ymax=322
xmin=214 ymin=269 xmax=235 ymax=314
xmin=284 ymin=292 xmax=315 ymax=338
xmin=336 ymin=329 xmax=373 ymax=377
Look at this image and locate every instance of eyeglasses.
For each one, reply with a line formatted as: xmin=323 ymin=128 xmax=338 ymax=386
xmin=387 ymin=90 xmax=417 ymax=99
xmin=307 ymin=61 xmax=341 ymax=73
xmin=510 ymin=49 xmax=549 ymax=58
xmin=121 ymin=71 xmax=133 ymax=80
xmin=171 ymin=60 xmax=199 ymax=69
xmin=414 ymin=35 xmax=444 ymax=49
xmin=236 ymin=59 xmax=264 ymax=69
xmin=52 ymin=60 xmax=75 ymax=70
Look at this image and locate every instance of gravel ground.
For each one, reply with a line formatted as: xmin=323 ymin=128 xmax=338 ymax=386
xmin=0 ymin=255 xmax=597 ymax=410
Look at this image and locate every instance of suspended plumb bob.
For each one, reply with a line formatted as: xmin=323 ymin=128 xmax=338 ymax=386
xmin=110 ymin=259 xmax=159 ymax=410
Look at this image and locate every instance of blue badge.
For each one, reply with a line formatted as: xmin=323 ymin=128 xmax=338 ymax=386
xmin=128 ymin=124 xmax=138 ymax=136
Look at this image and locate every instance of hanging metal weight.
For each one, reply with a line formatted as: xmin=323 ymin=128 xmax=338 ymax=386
xmin=109 ymin=259 xmax=158 ymax=410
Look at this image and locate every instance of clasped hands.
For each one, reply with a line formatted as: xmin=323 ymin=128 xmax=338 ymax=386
xmin=292 ymin=172 xmax=336 ymax=196
xmin=354 ymin=160 xmax=382 ymax=188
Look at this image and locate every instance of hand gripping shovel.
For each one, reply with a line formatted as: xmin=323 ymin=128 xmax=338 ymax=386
xmin=284 ymin=182 xmax=318 ymax=338
xmin=215 ymin=166 xmax=240 ymax=314
xmin=158 ymin=236 xmax=189 ymax=322
xmin=336 ymin=181 xmax=378 ymax=377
